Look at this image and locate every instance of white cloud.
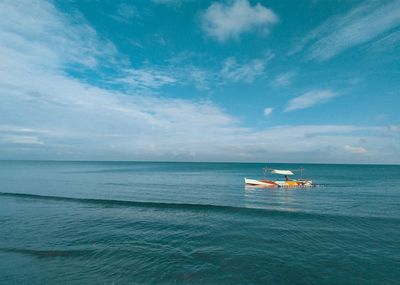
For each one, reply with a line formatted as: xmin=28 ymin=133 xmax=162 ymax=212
xmin=285 ymin=90 xmax=338 ymax=112
xmin=0 ymin=0 xmax=241 ymax=160
xmin=114 ymin=68 xmax=177 ymax=90
xmin=367 ymin=30 xmax=400 ymax=53
xmin=0 ymin=1 xmax=178 ymax=93
xmin=0 ymin=0 xmax=398 ymax=163
xmin=0 ymin=0 xmax=119 ymax=70
xmin=263 ymin=107 xmax=273 ymax=116
xmin=0 ymin=135 xmax=44 ymax=145
xmin=187 ymin=67 xmax=210 ymax=90
xmin=201 ymin=0 xmax=278 ymax=42
xmin=219 ymin=53 xmax=273 ymax=83
xmin=388 ymin=125 xmax=400 ymax=133
xmin=273 ymin=71 xmax=295 ymax=87
xmin=110 ymin=3 xmax=140 ymax=23
xmin=344 ymin=145 xmax=367 ymax=154
xmin=233 ymin=125 xmax=396 ymax=163
xmin=291 ymin=0 xmax=400 ymax=61
xmin=164 ymin=52 xmax=272 ymax=87
xmin=220 ymin=57 xmax=264 ymax=83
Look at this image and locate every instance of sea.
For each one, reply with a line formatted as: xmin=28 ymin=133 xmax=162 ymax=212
xmin=0 ymin=161 xmax=399 ymax=284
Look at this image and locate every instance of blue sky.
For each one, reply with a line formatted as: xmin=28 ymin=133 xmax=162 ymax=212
xmin=0 ymin=0 xmax=399 ymax=163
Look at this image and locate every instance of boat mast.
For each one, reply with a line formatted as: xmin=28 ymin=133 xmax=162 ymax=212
xmin=263 ymin=165 xmax=269 ymax=179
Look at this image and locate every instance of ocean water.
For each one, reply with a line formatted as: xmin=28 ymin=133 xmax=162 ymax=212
xmin=0 ymin=161 xmax=399 ymax=284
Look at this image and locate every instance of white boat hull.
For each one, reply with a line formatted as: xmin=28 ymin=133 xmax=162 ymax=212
xmin=244 ymin=178 xmax=279 ymax=187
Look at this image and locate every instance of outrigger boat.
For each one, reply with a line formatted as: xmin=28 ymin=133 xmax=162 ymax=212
xmin=245 ymin=167 xmax=312 ymax=188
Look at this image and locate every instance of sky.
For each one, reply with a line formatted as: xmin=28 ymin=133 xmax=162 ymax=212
xmin=0 ymin=0 xmax=399 ymax=163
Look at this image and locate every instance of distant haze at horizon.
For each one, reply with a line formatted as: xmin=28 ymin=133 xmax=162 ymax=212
xmin=0 ymin=0 xmax=399 ymax=164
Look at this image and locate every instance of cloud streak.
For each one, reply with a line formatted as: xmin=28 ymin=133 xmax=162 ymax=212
xmin=291 ymin=0 xmax=400 ymax=61
xmin=285 ymin=90 xmax=339 ymax=112
xmin=219 ymin=54 xmax=272 ymax=83
xmin=344 ymin=145 xmax=367 ymax=154
xmin=272 ymin=71 xmax=295 ymax=87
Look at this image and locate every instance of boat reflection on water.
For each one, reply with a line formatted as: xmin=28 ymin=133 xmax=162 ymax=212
xmin=243 ymin=184 xmax=299 ymax=212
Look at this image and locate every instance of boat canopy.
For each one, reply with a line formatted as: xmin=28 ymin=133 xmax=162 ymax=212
xmin=271 ymin=169 xmax=294 ymax=175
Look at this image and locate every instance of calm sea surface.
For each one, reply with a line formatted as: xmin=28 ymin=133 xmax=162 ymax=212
xmin=0 ymin=161 xmax=399 ymax=284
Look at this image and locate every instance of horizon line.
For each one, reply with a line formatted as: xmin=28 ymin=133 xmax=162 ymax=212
xmin=1 ymin=159 xmax=399 ymax=166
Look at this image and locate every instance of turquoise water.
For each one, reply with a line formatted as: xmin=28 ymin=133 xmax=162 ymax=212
xmin=0 ymin=161 xmax=399 ymax=284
